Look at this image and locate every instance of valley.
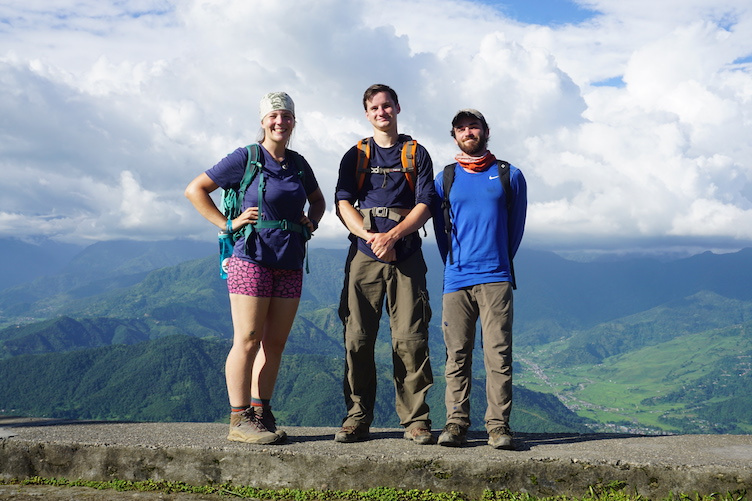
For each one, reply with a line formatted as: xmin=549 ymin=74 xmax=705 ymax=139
xmin=1 ymin=238 xmax=751 ymax=435
xmin=516 ymin=322 xmax=752 ymax=434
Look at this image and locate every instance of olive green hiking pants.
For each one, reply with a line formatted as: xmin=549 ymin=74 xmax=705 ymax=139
xmin=338 ymin=247 xmax=433 ymax=430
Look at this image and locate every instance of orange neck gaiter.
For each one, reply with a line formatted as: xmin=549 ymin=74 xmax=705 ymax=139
xmin=455 ymin=151 xmax=496 ymax=172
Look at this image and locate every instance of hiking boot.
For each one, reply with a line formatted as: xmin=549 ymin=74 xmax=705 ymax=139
xmin=227 ymin=408 xmax=281 ymax=444
xmin=334 ymin=423 xmax=370 ymax=443
xmin=253 ymin=405 xmax=287 ymax=442
xmin=404 ymin=426 xmax=435 ymax=445
xmin=437 ymin=423 xmax=467 ymax=447
xmin=487 ymin=425 xmax=514 ymax=450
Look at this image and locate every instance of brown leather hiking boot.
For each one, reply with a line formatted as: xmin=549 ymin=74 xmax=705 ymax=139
xmin=253 ymin=405 xmax=287 ymax=442
xmin=487 ymin=425 xmax=514 ymax=450
xmin=334 ymin=423 xmax=370 ymax=443
xmin=404 ymin=426 xmax=434 ymax=445
xmin=437 ymin=423 xmax=467 ymax=447
xmin=227 ymin=408 xmax=281 ymax=444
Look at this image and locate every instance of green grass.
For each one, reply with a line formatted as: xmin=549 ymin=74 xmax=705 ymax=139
xmin=515 ymin=327 xmax=752 ymax=434
xmin=2 ymin=476 xmax=748 ymax=501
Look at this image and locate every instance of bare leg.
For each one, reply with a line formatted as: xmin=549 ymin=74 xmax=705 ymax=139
xmin=252 ymin=296 xmax=301 ymax=399
xmin=226 ymin=293 xmax=271 ymax=407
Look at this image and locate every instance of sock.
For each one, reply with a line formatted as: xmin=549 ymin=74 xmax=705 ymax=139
xmin=251 ymin=397 xmax=271 ymax=408
xmin=230 ymin=404 xmax=250 ymax=413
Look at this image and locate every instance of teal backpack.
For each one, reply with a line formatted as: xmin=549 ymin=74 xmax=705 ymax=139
xmin=218 ymin=143 xmax=310 ymax=279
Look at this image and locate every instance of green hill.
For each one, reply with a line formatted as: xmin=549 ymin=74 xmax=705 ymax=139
xmin=0 ymin=239 xmax=214 ymax=320
xmin=0 ymin=316 xmax=150 ymax=358
xmin=557 ymin=291 xmax=752 ymax=366
xmin=0 ymin=334 xmax=591 ymax=432
xmin=2 ymin=242 xmax=752 ymax=435
xmin=516 ymin=320 xmax=752 ymax=434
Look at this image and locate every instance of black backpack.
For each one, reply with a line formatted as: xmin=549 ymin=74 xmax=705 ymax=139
xmin=440 ymin=160 xmax=516 ymax=289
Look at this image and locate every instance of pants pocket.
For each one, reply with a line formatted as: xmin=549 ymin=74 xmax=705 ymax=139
xmin=419 ymin=289 xmax=432 ymax=329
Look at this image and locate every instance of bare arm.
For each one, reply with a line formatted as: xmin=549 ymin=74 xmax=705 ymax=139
xmin=184 ymin=172 xmax=257 ymax=231
xmin=300 ymin=187 xmax=326 ymax=233
xmin=336 ymin=199 xmax=371 ymax=241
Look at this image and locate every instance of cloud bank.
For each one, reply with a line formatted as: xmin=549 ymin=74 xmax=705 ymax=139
xmin=1 ymin=0 xmax=751 ymax=255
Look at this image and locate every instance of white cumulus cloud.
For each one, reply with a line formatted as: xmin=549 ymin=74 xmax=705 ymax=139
xmin=0 ymin=0 xmax=750 ymax=255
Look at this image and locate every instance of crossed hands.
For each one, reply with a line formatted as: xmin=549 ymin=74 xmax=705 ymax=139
xmin=366 ymin=232 xmax=397 ymax=262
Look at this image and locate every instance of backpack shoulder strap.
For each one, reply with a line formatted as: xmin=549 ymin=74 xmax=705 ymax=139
xmin=441 ymin=163 xmax=457 ymax=264
xmin=442 ymin=163 xmax=457 ymax=205
xmin=285 ymin=149 xmax=306 ymax=183
xmin=222 ymin=144 xmax=263 ymax=221
xmin=239 ymin=143 xmax=263 ymax=202
xmin=400 ymin=139 xmax=418 ymax=191
xmin=355 ymin=138 xmax=371 ymax=191
xmin=496 ymin=160 xmax=512 ymax=212
xmin=355 ymin=136 xmax=419 ymax=192
xmin=496 ymin=159 xmax=516 ymax=289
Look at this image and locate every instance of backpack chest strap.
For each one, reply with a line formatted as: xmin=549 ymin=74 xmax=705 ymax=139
xmin=359 ymin=207 xmax=408 ymax=231
xmin=358 ymin=165 xmax=413 ymax=175
xmin=242 ymin=220 xmax=310 ymax=237
xmin=356 ymin=137 xmax=418 ymax=192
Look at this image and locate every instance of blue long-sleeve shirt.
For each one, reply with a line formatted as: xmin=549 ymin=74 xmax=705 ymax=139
xmin=432 ymin=161 xmax=527 ymax=293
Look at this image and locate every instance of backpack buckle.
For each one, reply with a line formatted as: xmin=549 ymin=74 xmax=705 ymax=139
xmin=372 ymin=207 xmax=389 ymax=218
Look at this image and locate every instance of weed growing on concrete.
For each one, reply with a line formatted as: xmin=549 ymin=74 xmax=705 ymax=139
xmin=2 ymin=478 xmax=467 ymax=500
xmin=1 ymin=477 xmax=747 ymax=501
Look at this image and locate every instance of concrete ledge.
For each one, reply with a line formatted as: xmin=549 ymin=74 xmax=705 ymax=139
xmin=2 ymin=418 xmax=751 ymax=498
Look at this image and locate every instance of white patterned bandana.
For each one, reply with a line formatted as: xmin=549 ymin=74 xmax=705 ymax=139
xmin=259 ymin=92 xmax=295 ymax=120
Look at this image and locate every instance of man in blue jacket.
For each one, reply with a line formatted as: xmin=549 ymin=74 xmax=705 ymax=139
xmin=433 ymin=109 xmax=527 ymax=449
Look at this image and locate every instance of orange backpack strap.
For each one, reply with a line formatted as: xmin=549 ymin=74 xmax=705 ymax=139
xmin=356 ymin=137 xmax=371 ymax=191
xmin=355 ymin=137 xmax=417 ymax=192
xmin=400 ymin=139 xmax=418 ymax=191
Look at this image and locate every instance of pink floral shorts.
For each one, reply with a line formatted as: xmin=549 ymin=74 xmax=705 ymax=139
xmin=226 ymin=257 xmax=302 ymax=298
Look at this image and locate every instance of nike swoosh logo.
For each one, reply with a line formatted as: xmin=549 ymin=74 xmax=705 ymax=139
xmin=489 ymin=175 xmax=499 ymax=180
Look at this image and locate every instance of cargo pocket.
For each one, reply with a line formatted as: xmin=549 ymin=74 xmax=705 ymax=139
xmin=418 ymin=288 xmax=432 ymax=330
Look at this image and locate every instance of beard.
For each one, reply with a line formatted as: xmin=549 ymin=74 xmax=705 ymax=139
xmin=458 ymin=133 xmax=488 ymax=155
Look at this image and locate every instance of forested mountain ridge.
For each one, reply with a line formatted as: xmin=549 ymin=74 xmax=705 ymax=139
xmin=4 ymin=242 xmax=752 ymax=347
xmin=557 ymin=290 xmax=752 ymax=366
xmin=0 ymin=334 xmax=592 ymax=432
xmin=1 ymin=238 xmax=751 ymax=434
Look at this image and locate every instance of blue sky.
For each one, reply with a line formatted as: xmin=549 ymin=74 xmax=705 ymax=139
xmin=479 ymin=0 xmax=597 ymax=25
xmin=0 ymin=0 xmax=751 ymax=257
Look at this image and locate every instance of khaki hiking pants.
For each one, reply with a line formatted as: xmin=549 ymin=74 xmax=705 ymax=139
xmin=442 ymin=281 xmax=513 ymax=431
xmin=338 ymin=247 xmax=433 ymax=430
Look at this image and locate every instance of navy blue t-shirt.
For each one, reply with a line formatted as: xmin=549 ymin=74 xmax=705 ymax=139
xmin=335 ymin=136 xmax=435 ymax=262
xmin=206 ymin=144 xmax=319 ymax=270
